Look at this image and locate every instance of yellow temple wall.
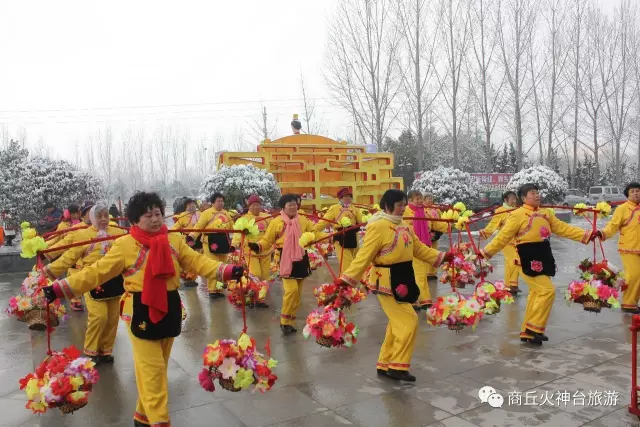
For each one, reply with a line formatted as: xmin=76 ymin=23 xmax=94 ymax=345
xmin=218 ymin=134 xmax=403 ymax=209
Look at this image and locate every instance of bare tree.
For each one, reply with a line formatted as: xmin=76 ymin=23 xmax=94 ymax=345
xmin=97 ymin=125 xmax=115 ymax=202
xmin=154 ymin=125 xmax=172 ymax=192
xmin=529 ymin=34 xmax=545 ymax=163
xmin=85 ymin=133 xmax=96 ymax=172
xmin=567 ymin=0 xmax=588 ymax=187
xmin=17 ymin=127 xmax=28 ymax=148
xmin=324 ymin=0 xmax=402 ymax=150
xmin=495 ymin=0 xmax=538 ymax=170
xmin=602 ymin=0 xmax=637 ymax=185
xmin=634 ymin=20 xmax=640 ymax=180
xmin=468 ymin=0 xmax=506 ymax=167
xmin=396 ymin=0 xmax=443 ymax=171
xmin=0 ymin=124 xmax=9 ymax=149
xmin=435 ymin=0 xmax=471 ymax=169
xmin=300 ymin=72 xmax=326 ymax=135
xmin=247 ymin=104 xmax=277 ymax=143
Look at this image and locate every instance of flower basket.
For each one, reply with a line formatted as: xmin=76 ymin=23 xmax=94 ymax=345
xmin=313 ymin=283 xmax=367 ymax=310
xmin=24 ymin=308 xmax=60 ymax=331
xmin=439 ymin=243 xmax=479 ymax=289
xmin=19 ymin=346 xmax=99 ymax=414
xmin=582 ymin=296 xmax=601 ymax=313
xmin=473 ymin=281 xmax=514 ymax=315
xmin=565 ymin=259 xmax=623 ymax=313
xmin=303 ymin=307 xmax=359 ymax=348
xmin=426 ymin=293 xmax=484 ymax=332
xmin=199 ymin=333 xmax=278 ymax=394
xmin=7 ymin=271 xmax=67 ymax=331
xmin=226 ymin=274 xmax=268 ymax=308
xmin=308 ymin=249 xmax=324 ymax=270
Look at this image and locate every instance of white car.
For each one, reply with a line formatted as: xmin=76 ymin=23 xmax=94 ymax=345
xmin=588 ymin=186 xmax=626 ymax=205
xmin=562 ymin=189 xmax=587 ymax=206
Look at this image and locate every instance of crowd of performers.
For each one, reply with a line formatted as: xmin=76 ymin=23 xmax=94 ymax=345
xmin=30 ymin=181 xmax=639 ymax=427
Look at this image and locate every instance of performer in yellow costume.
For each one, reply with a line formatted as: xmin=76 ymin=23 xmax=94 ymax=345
xmin=480 ymin=184 xmax=592 ymax=345
xmin=188 ymin=192 xmax=234 ymax=298
xmin=479 ymin=191 xmax=521 ymax=295
xmin=45 ymin=201 xmax=95 ymax=312
xmin=339 ymin=190 xmax=450 ymax=382
xmin=313 ymin=187 xmax=362 ymax=274
xmin=421 ymin=192 xmax=448 ymax=278
xmin=44 ymin=192 xmax=243 ymax=427
xmin=171 ymin=198 xmax=201 ymax=287
xmin=45 ymin=204 xmax=126 ymax=363
xmin=595 ymin=182 xmax=640 ymax=313
xmin=403 ymin=190 xmax=447 ymax=310
xmin=250 ymin=194 xmax=323 ymax=334
xmin=48 ymin=204 xmax=81 ymax=246
xmin=232 ymin=194 xmax=272 ymax=308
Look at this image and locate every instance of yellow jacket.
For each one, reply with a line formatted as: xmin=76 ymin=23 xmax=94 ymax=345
xmin=189 ymin=208 xmax=233 ymax=242
xmin=483 ymin=204 xmax=590 ymax=258
xmin=479 ymin=205 xmax=516 ymax=240
xmin=602 ymin=201 xmax=640 ymax=253
xmin=232 ymin=212 xmax=273 ymax=257
xmin=257 ymin=214 xmax=321 ymax=252
xmin=171 ymin=211 xmax=200 ymax=230
xmin=403 ymin=205 xmax=448 ymax=234
xmin=339 ymin=217 xmax=444 ymax=295
xmin=54 ymin=233 xmax=231 ymax=298
xmin=45 ymin=225 xmax=126 ymax=279
xmin=313 ymin=204 xmax=362 ymax=232
xmin=48 ymin=221 xmax=73 ymax=246
xmin=45 ymin=222 xmax=91 ymax=260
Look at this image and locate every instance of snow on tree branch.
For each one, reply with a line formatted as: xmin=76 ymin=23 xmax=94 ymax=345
xmin=198 ymin=165 xmax=281 ymax=210
xmin=507 ymin=165 xmax=568 ymax=204
xmin=411 ymin=166 xmax=480 ymax=206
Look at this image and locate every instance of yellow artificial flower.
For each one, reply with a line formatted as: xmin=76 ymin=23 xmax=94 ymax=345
xmin=237 ymin=333 xmax=252 ymax=351
xmin=339 ymin=217 xmax=352 ymax=228
xmin=453 ymin=202 xmax=466 ymax=212
xmin=573 ymin=203 xmax=589 ymax=216
xmin=20 ymin=221 xmax=30 ymax=230
xmin=25 ymin=378 xmax=40 ymax=400
xmin=596 ymin=201 xmax=612 ymax=218
xmin=233 ymin=368 xmax=255 ymax=390
xmin=455 ymin=216 xmax=469 ymax=230
xmin=258 ymin=286 xmax=267 ymax=300
xmin=267 ymin=358 xmax=278 ymax=369
xmin=70 ymin=376 xmax=85 ymax=390
xmin=22 ymin=228 xmax=36 ymax=240
xmin=461 ymin=210 xmax=473 ymax=218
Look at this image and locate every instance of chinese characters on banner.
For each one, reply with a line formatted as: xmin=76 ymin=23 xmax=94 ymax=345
xmin=507 ymin=390 xmax=619 ymax=407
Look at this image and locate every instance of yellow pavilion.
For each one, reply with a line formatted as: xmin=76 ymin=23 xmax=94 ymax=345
xmin=217 ymin=134 xmax=403 ymax=210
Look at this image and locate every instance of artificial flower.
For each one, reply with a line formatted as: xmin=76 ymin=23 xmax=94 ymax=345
xmin=540 ymin=227 xmax=551 ymax=239
xmin=233 ymin=368 xmax=255 ymax=390
xmin=198 ymin=368 xmax=215 ymax=392
xmin=339 ymin=217 xmax=352 ymax=228
xmin=218 ymin=358 xmax=240 ymax=380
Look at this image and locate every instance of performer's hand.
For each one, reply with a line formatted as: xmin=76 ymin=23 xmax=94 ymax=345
xmin=231 ymin=266 xmax=245 ymax=280
xmin=589 ymin=230 xmax=603 ymax=242
xmin=229 ymin=246 xmax=236 ymax=253
xmin=42 ymin=285 xmax=58 ymax=303
xmin=333 ymin=277 xmax=351 ymax=288
xmin=442 ymin=251 xmax=455 ymax=263
xmin=248 ymin=242 xmax=260 ymax=253
xmin=186 ymin=236 xmax=195 ymax=247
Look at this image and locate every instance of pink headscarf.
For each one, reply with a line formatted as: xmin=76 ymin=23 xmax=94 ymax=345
xmin=279 ymin=212 xmax=304 ymax=277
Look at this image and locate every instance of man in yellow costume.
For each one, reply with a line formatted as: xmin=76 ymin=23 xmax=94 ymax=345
xmin=404 ymin=190 xmax=448 ymax=310
xmin=338 ymin=189 xmax=452 ymax=382
xmin=421 ymin=192 xmax=447 ymax=278
xmin=44 ymin=192 xmax=244 ymax=427
xmin=171 ymin=198 xmax=202 ymax=286
xmin=313 ymin=188 xmax=362 ymax=274
xmin=480 ymin=183 xmax=593 ymax=345
xmin=45 ymin=204 xmax=125 ymax=364
xmin=594 ymin=182 xmax=640 ymax=314
xmin=479 ymin=191 xmax=521 ymax=295
xmin=249 ymin=194 xmax=324 ymax=334
xmin=187 ymin=192 xmax=234 ymax=298
xmin=232 ymin=194 xmax=272 ymax=308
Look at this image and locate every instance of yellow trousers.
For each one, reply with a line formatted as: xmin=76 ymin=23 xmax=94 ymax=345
xmin=425 ymin=241 xmax=439 ymax=277
xmin=376 ymin=294 xmax=418 ymax=372
xmin=129 ymin=326 xmax=174 ymax=426
xmin=413 ymin=258 xmax=432 ymax=307
xmin=335 ymin=243 xmax=356 ymax=275
xmin=518 ymin=269 xmax=554 ymax=338
xmin=206 ymin=253 xmax=228 ymax=293
xmin=248 ymin=254 xmax=271 ymax=281
xmin=621 ymin=253 xmax=640 ymax=309
xmin=503 ymin=244 xmax=521 ymax=289
xmin=83 ymin=295 xmax=120 ymax=356
xmin=281 ymin=278 xmax=303 ymax=325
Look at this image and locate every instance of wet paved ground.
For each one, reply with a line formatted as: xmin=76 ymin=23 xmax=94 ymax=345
xmin=1 ymin=216 xmax=640 ymax=427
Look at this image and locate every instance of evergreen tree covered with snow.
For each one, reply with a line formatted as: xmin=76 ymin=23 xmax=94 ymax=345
xmin=198 ymin=164 xmax=281 ymax=209
xmin=0 ymin=141 xmax=104 ymax=226
xmin=507 ymin=165 xmax=568 ymax=204
xmin=411 ymin=166 xmax=480 ymax=206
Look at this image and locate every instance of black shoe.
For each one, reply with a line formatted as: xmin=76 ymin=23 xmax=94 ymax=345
xmin=384 ymin=369 xmax=416 ymax=382
xmin=413 ymin=306 xmax=421 ymax=312
xmin=255 ymin=302 xmax=270 ymax=308
xmin=525 ymin=329 xmax=548 ymax=342
xmin=100 ymin=355 xmax=115 ymax=364
xmin=280 ymin=324 xmax=297 ymax=334
xmin=508 ymin=287 xmax=521 ymax=295
xmin=133 ymin=420 xmax=149 ymax=427
xmin=183 ymin=281 xmax=198 ymax=287
xmin=520 ymin=336 xmax=543 ymax=346
xmin=89 ymin=355 xmax=102 ymax=366
xmin=421 ymin=304 xmax=432 ymax=310
xmin=209 ymin=293 xmax=224 ymax=299
xmin=622 ymin=307 xmax=640 ymax=314
xmin=377 ymin=369 xmax=387 ymax=376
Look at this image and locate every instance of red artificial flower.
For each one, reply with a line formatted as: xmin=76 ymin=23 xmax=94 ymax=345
xmin=48 ymin=356 xmax=69 ymax=375
xmin=19 ymin=373 xmax=35 ymax=390
xmin=530 ymin=261 xmax=543 ymax=273
xmin=35 ymin=361 xmax=48 ymax=379
xmin=198 ymin=368 xmax=215 ymax=392
xmin=50 ymin=377 xmax=73 ymax=397
xmin=396 ymin=284 xmax=408 ymax=297
xmin=540 ymin=227 xmax=551 ymax=239
xmin=255 ymin=365 xmax=271 ymax=377
xmin=210 ymin=243 xmax=219 ymax=251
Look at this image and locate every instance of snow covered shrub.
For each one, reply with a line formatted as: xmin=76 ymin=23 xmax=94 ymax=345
xmin=507 ymin=166 xmax=568 ymax=204
xmin=198 ymin=165 xmax=281 ymax=209
xmin=0 ymin=142 xmax=105 ymax=226
xmin=411 ymin=166 xmax=481 ymax=206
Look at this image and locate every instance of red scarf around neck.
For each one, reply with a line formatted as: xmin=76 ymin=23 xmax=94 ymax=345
xmin=129 ymin=224 xmax=176 ymax=324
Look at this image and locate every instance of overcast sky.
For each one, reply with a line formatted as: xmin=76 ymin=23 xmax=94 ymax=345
xmin=0 ymin=0 xmax=347 ymax=159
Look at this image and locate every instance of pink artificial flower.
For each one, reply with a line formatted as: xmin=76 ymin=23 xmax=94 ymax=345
xmin=210 ymin=243 xmax=219 ymax=251
xmin=540 ymin=227 xmax=551 ymax=239
xmin=395 ymin=284 xmax=408 ymax=297
xmin=198 ymin=368 xmax=215 ymax=392
xmin=530 ymin=261 xmax=544 ymax=273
